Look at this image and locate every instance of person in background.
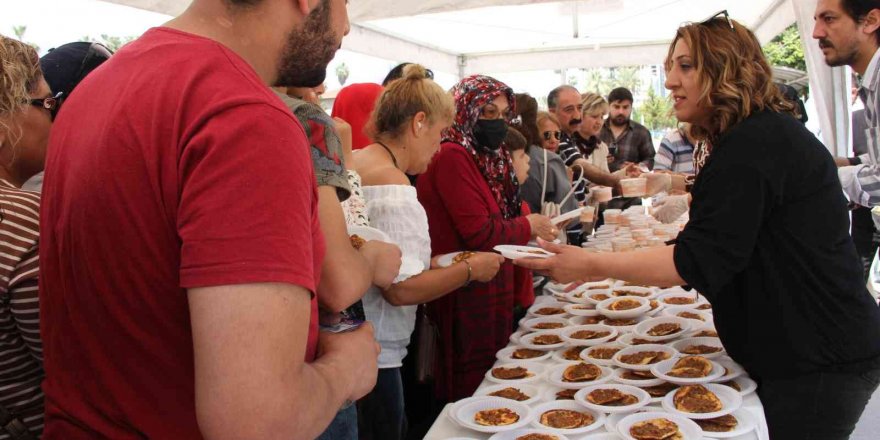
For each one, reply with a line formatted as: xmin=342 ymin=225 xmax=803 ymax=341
xmin=654 ymin=122 xmax=696 ymax=174
xmin=574 ymin=92 xmax=630 ymax=187
xmin=599 ymin=86 xmax=655 ymax=172
xmin=417 ymin=75 xmax=556 ymax=402
xmin=519 ymin=14 xmax=880 ymax=439
xmin=536 ymin=110 xmax=563 ymax=153
xmin=332 ymin=82 xmax=384 ymax=150
xmin=22 ymin=41 xmax=112 ymax=193
xmin=522 ymin=111 xmax=579 ymax=221
xmin=354 ymin=65 xmax=503 ymax=440
xmin=382 ymin=62 xmax=434 ymax=87
xmin=39 ymin=0 xmax=381 ymax=437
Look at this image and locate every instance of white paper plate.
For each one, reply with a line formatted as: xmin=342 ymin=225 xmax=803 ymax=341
xmin=496 ymin=346 xmax=553 ymax=363
xmin=580 ymin=432 xmax=623 ymax=440
xmin=612 ymin=344 xmax=679 ymax=372
xmin=529 ymin=400 xmax=606 ymax=435
xmin=718 ymin=376 xmax=757 ymax=396
xmin=475 ymin=383 xmax=544 ymax=406
xmin=547 ymin=362 xmax=613 ymax=388
xmin=495 ymin=244 xmax=554 ymax=260
xmin=604 ymin=405 xmax=664 ymax=437
xmin=651 ymin=357 xmax=725 ymax=385
xmin=436 ymin=251 xmax=474 ymax=268
xmin=633 ymin=316 xmax=691 ymax=342
xmin=455 ymin=397 xmax=534 ymax=433
xmin=714 ymin=359 xmax=746 ymax=382
xmin=574 ymin=384 xmax=652 ymax=414
xmin=670 ymin=337 xmax=725 ymax=360
xmin=610 ymin=368 xmax=666 ymax=387
xmin=527 ymin=301 xmax=570 ymax=318
xmin=563 ymin=303 xmax=600 ymax=317
xmin=580 ymin=343 xmax=625 ymax=367
xmin=596 ymin=296 xmax=651 ymax=319
xmin=448 ymin=396 xmax=491 ymax=427
xmin=560 ymin=325 xmax=618 ymax=346
xmin=485 ymin=362 xmax=545 ymax=385
xmin=657 ymin=291 xmax=708 ymax=308
xmin=661 ymin=383 xmax=743 ymax=420
xmin=551 ymin=207 xmax=586 ymax=225
xmin=509 ymin=330 xmax=529 ymax=345
xmin=615 ymin=332 xmax=662 ymax=347
xmin=552 ymin=346 xmax=592 ymax=363
xmin=347 ymin=225 xmax=392 ymax=243
xmin=520 ymin=330 xmax=567 ymax=351
xmin=616 ymin=411 xmax=704 ymax=440
xmin=489 ymin=428 xmax=572 ymax=440
xmin=522 ymin=317 xmax=570 ymax=332
xmin=662 ymin=306 xmax=713 ymax=325
xmin=693 ymin=408 xmax=757 ymax=438
xmin=541 ymin=386 xmax=581 ymax=403
xmin=568 ymin=315 xmax=605 ymax=326
xmin=610 ymin=285 xmax=658 ymax=299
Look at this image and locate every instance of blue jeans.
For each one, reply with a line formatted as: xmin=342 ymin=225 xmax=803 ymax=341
xmin=357 ymin=368 xmax=406 ymax=440
xmin=315 ymin=404 xmax=358 ymax=440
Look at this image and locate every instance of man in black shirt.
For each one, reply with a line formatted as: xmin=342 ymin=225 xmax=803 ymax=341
xmin=599 ymin=87 xmax=655 ymax=172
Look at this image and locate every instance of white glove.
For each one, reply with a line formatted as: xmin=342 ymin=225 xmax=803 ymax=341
xmin=652 ymin=194 xmax=690 ymax=224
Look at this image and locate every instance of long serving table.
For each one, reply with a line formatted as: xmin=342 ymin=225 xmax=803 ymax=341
xmin=424 ymin=289 xmax=770 ymax=440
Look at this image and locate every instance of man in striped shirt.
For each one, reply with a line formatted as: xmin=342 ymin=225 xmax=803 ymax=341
xmin=654 ymin=124 xmax=695 ymax=174
xmin=815 ymin=0 xmax=880 ymax=207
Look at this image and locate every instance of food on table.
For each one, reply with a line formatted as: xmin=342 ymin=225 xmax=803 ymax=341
xmin=492 ymin=366 xmax=531 ymax=380
xmin=721 ymin=380 xmax=741 ymax=391
xmin=534 ymin=322 xmax=565 ymax=330
xmin=609 ymin=298 xmax=642 ymax=311
xmin=570 ymin=330 xmax=611 ymax=340
xmin=586 ymin=388 xmax=639 ymax=406
xmin=673 ymin=384 xmax=723 ymax=413
xmin=562 ymin=346 xmax=588 ymax=361
xmin=474 ymin=408 xmax=520 ymax=426
xmin=571 ymin=304 xmax=594 ymax=310
xmin=452 ymin=251 xmax=475 ymax=263
xmin=589 ymin=283 xmax=611 ymax=289
xmin=349 ymin=234 xmax=366 ymax=250
xmin=516 ymin=434 xmax=559 ymax=440
xmin=647 ymin=322 xmax=682 ymax=336
xmin=603 ymin=318 xmax=638 ymax=326
xmin=693 ymin=329 xmax=719 ymax=337
xmin=695 ymin=414 xmax=739 ymax=432
xmin=613 ymin=289 xmax=652 ymax=297
xmin=648 ymin=300 xmax=660 ymax=310
xmin=591 ymin=293 xmax=610 ymax=301
xmin=555 ymin=388 xmax=577 ymax=400
xmin=581 ymin=316 xmax=603 ymax=325
xmin=620 ymin=370 xmax=657 ymax=381
xmin=667 ymin=356 xmax=714 ymax=378
xmin=535 ymin=307 xmax=565 ymax=316
xmin=532 ymin=334 xmax=563 ymax=345
xmin=620 ymin=351 xmax=670 ymax=365
xmin=696 ymin=303 xmax=712 ymax=310
xmin=631 ymin=337 xmax=655 ymax=345
xmin=570 ymin=292 xmax=586 ymax=299
xmin=539 ymin=409 xmax=594 ymax=429
xmin=677 ymin=311 xmax=705 ymax=321
xmin=488 ymin=387 xmax=530 ymax=401
xmin=642 ymin=382 xmax=678 ymax=397
xmin=588 ymin=346 xmax=621 ymax=360
xmin=630 ymin=418 xmax=681 ymax=440
xmin=512 ymin=348 xmax=545 ymax=359
xmin=562 ymin=362 xmax=603 ymax=382
xmin=681 ymin=344 xmax=722 ymax=355
xmin=664 ymin=296 xmax=696 ymax=305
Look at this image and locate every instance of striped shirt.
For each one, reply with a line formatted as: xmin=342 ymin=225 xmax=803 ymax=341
xmin=842 ymin=48 xmax=880 ymax=206
xmin=655 ymin=128 xmax=695 ymax=174
xmin=555 ymin=132 xmax=586 ymax=244
xmin=0 ymin=180 xmax=43 ymax=438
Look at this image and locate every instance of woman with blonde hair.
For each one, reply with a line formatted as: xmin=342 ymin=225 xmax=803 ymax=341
xmin=353 ymin=64 xmax=504 ymax=440
xmin=517 ymin=13 xmax=880 ymax=438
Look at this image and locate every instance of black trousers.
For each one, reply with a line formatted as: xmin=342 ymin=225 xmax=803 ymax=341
xmin=757 ymin=367 xmax=880 ymax=439
xmin=357 ymin=368 xmax=407 ymax=440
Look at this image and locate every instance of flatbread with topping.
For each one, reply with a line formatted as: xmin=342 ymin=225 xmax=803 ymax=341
xmin=512 ymin=348 xmax=545 ymax=359
xmin=570 ymin=330 xmax=611 ymax=340
xmin=562 ymin=362 xmax=602 ymax=382
xmin=620 ymin=351 xmax=670 ymax=365
xmin=609 ymin=298 xmax=642 ymax=310
xmin=562 ymin=346 xmax=587 ymax=361
xmin=535 ymin=307 xmax=565 ymax=316
xmin=642 ymin=382 xmax=678 ymax=397
xmin=588 ymin=346 xmax=621 ymax=360
xmin=664 ymin=296 xmax=695 ymax=305
xmin=603 ymin=318 xmax=638 ymax=326
xmin=673 ymin=384 xmax=723 ymax=413
xmin=492 ymin=366 xmax=530 ymax=380
xmin=667 ymin=356 xmax=713 ymax=378
xmin=532 ymin=334 xmax=563 ymax=345
xmin=539 ymin=409 xmax=593 ymax=429
xmin=516 ymin=434 xmax=560 ymax=440
xmin=681 ymin=344 xmax=722 ymax=355
xmin=534 ymin=322 xmax=565 ymax=330
xmin=647 ymin=322 xmax=682 ymax=336
xmin=555 ymin=388 xmax=577 ymax=400
xmin=488 ymin=387 xmax=530 ymax=401
xmin=695 ymin=414 xmax=738 ymax=432
xmin=620 ymin=369 xmax=657 ymax=381
xmin=630 ymin=418 xmax=681 ymax=440
xmin=474 ymin=408 xmax=520 ymax=426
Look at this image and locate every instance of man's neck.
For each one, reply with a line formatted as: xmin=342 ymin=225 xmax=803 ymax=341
xmin=854 ymin=43 xmax=880 ymax=76
xmin=610 ymin=121 xmax=628 ymax=137
xmin=164 ymin=1 xmax=289 ymax=85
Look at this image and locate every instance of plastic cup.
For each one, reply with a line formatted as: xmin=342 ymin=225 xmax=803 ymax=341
xmin=591 ymin=186 xmax=613 ymax=203
xmin=620 ymin=178 xmax=648 ymax=198
xmin=604 ymin=209 xmax=623 ymax=224
xmin=612 ymin=237 xmax=637 ymax=252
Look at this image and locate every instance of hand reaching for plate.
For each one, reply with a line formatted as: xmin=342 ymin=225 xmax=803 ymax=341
xmin=514 ymin=238 xmax=604 ymax=284
xmin=526 ymin=213 xmax=559 ymax=241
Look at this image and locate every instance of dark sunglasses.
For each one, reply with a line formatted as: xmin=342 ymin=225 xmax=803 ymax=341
xmin=699 ymin=9 xmax=734 ymax=29
xmin=29 ymin=92 xmax=63 ymax=119
xmin=542 ymin=130 xmax=561 ymax=141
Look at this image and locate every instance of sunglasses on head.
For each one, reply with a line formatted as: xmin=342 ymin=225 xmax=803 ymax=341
xmin=698 ymin=9 xmax=734 ymax=29
xmin=542 ymin=130 xmax=561 ymax=141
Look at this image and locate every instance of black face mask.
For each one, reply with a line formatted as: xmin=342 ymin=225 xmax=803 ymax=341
xmin=474 ymin=119 xmax=508 ymax=150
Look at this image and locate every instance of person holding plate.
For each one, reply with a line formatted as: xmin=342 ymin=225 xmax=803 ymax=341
xmin=515 ymin=12 xmax=880 ymax=439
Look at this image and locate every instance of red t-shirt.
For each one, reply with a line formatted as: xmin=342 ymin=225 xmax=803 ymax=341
xmin=39 ymin=28 xmax=324 ymax=439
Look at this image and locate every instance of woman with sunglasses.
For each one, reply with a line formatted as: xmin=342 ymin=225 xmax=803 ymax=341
xmin=0 ymin=34 xmax=55 ymax=439
xmin=517 ymin=14 xmax=880 ymax=439
xmin=417 ymin=75 xmax=557 ymax=402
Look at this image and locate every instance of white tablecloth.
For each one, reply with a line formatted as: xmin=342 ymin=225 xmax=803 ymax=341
xmin=423 ymin=296 xmax=770 ymax=440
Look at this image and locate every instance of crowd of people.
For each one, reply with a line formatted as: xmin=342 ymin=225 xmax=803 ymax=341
xmin=0 ymin=0 xmax=879 ymax=439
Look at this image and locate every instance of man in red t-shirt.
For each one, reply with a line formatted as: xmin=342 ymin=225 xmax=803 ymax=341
xmin=39 ymin=1 xmax=379 ymax=438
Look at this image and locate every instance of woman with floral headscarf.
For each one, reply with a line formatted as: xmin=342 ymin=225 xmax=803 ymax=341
xmin=416 ymin=75 xmax=556 ymax=401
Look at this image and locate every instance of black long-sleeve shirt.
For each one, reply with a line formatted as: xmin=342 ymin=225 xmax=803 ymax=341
xmin=674 ymin=110 xmax=880 ymax=379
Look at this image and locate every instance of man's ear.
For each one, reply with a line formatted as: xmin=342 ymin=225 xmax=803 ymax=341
xmin=294 ymin=0 xmax=317 ymax=17
xmin=863 ymin=9 xmax=880 ymax=36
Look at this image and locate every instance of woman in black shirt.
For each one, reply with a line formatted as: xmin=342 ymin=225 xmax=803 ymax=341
xmin=517 ymin=13 xmax=880 ymax=440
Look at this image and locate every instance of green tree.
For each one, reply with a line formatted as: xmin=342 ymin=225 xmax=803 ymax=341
xmin=81 ymin=34 xmax=136 ymax=52
xmin=611 ymin=66 xmax=642 ymax=97
xmin=638 ymin=87 xmax=676 ymax=131
xmin=583 ymin=68 xmax=612 ymax=97
xmin=11 ymin=25 xmax=39 ymax=53
xmin=763 ymin=24 xmax=806 ymax=71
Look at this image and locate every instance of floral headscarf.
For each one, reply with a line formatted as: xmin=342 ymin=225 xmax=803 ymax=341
xmin=443 ymin=75 xmax=521 ymax=219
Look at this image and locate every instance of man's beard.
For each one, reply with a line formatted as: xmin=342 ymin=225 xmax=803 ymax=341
xmin=274 ymin=0 xmax=339 ymax=87
xmin=819 ymin=38 xmax=859 ymax=68
xmin=611 ymin=114 xmax=629 ymax=126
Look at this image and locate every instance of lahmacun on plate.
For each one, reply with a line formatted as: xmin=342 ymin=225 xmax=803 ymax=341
xmin=661 ymin=383 xmax=743 ymax=420
xmin=486 ymin=362 xmax=545 ymax=385
xmin=455 ymin=397 xmax=533 ymax=433
xmin=529 ymin=400 xmax=605 ymax=435
xmin=616 ymin=411 xmax=703 ymax=440
xmin=574 ymin=384 xmax=651 ymax=413
xmin=612 ymin=344 xmax=679 ymax=372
